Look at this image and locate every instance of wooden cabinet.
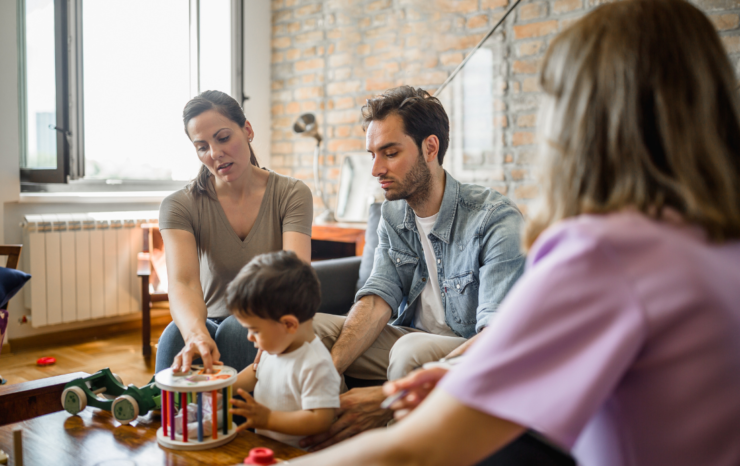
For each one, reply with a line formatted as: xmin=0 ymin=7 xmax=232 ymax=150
xmin=311 ymin=222 xmax=367 ymax=261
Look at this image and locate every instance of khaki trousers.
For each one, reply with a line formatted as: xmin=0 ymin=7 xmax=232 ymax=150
xmin=313 ymin=313 xmax=467 ymax=381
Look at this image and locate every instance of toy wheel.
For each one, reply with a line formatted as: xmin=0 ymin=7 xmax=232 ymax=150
xmin=112 ymin=373 xmax=124 ymax=386
xmin=62 ymin=386 xmax=87 ymax=415
xmin=112 ymin=395 xmax=139 ymax=425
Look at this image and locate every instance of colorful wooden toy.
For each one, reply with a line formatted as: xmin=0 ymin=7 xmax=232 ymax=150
xmin=61 ymin=368 xmax=161 ymax=425
xmin=154 ymin=365 xmax=238 ymax=451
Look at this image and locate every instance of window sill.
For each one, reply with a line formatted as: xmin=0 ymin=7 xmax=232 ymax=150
xmin=19 ymin=191 xmax=173 ymax=204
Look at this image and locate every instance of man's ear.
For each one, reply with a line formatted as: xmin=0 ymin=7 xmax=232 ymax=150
xmin=422 ymin=135 xmax=440 ymax=164
xmin=280 ymin=315 xmax=300 ymax=333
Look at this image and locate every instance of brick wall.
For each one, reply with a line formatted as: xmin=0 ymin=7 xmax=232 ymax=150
xmin=269 ymin=0 xmax=740 ymax=216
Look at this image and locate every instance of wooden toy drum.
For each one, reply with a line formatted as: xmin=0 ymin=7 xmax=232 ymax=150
xmin=155 ymin=365 xmax=238 ymax=451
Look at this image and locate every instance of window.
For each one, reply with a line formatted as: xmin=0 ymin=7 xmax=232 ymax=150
xmin=19 ymin=0 xmax=66 ymax=183
xmin=19 ymin=0 xmax=244 ymax=187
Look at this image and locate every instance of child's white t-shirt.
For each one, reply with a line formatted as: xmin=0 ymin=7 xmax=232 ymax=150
xmin=254 ymin=336 xmax=341 ymax=448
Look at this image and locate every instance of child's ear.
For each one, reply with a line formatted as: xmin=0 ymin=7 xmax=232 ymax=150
xmin=280 ymin=315 xmax=300 ymax=333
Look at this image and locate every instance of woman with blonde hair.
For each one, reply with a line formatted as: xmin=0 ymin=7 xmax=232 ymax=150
xmin=290 ymin=0 xmax=740 ymax=464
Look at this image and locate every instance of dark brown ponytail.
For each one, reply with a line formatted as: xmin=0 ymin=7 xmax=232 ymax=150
xmin=183 ymin=90 xmax=259 ymax=198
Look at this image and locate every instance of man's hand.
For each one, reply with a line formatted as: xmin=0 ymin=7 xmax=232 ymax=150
xmin=230 ymin=388 xmax=271 ymax=431
xmin=299 ymin=386 xmax=393 ymax=452
xmin=171 ymin=332 xmax=222 ymax=373
xmin=383 ymin=367 xmax=449 ymax=421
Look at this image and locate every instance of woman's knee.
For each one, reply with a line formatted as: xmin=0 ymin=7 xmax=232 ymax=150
xmin=155 ymin=321 xmax=186 ymax=373
xmin=155 ymin=320 xmax=219 ymax=373
xmin=214 ymin=315 xmax=249 ymax=343
xmin=215 ymin=316 xmax=257 ymax=372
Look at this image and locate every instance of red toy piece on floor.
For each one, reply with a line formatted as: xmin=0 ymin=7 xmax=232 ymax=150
xmin=243 ymin=448 xmax=276 ymax=465
xmin=36 ymin=357 xmax=56 ymax=366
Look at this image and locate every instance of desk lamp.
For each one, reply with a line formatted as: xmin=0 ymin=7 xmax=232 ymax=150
xmin=293 ymin=113 xmax=335 ymax=223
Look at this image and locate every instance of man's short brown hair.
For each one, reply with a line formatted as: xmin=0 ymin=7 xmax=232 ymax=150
xmin=226 ymin=251 xmax=321 ymax=322
xmin=362 ymin=85 xmax=450 ymax=165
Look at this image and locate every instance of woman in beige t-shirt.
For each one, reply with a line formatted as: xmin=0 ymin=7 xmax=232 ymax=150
xmin=155 ymin=90 xmax=313 ymax=374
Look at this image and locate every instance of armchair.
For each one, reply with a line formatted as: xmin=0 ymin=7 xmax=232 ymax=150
xmin=312 ymin=202 xmax=382 ymax=316
xmin=312 ymin=256 xmax=361 ymax=316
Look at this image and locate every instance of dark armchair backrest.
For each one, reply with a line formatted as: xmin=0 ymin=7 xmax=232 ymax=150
xmin=355 ymin=202 xmax=382 ymax=291
xmin=312 ymin=202 xmax=382 ymax=316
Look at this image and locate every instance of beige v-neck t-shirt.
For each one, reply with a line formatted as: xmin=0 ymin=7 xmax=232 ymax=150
xmin=159 ymin=169 xmax=313 ymax=318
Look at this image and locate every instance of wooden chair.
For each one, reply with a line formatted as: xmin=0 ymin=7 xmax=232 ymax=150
xmin=1 ymin=245 xmax=23 ymax=386
xmin=138 ymin=225 xmax=168 ymax=358
xmin=0 ymin=245 xmax=21 ymax=271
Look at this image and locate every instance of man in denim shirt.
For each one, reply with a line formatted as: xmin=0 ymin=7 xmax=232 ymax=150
xmin=302 ymin=86 xmax=525 ymax=451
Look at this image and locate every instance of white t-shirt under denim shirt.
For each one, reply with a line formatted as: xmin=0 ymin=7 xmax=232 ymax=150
xmin=254 ymin=336 xmax=341 ymax=449
xmin=414 ymin=213 xmax=458 ymax=337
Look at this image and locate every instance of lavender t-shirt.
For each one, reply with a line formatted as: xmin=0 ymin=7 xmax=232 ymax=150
xmin=440 ymin=212 xmax=740 ymax=466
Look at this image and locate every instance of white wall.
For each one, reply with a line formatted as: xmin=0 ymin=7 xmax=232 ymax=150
xmin=242 ymin=0 xmax=272 ymax=168
xmin=0 ymin=1 xmax=272 ymax=342
xmin=0 ymin=0 xmax=21 ymax=246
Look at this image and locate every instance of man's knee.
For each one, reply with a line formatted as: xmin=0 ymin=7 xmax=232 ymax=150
xmin=313 ymin=313 xmax=346 ymax=351
xmin=387 ymin=332 xmax=466 ymax=380
xmin=387 ymin=333 xmax=433 ymax=381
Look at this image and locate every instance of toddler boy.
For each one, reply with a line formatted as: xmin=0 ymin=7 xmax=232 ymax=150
xmin=226 ymin=251 xmax=340 ymax=448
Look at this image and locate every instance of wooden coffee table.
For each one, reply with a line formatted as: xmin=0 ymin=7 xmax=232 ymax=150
xmin=0 ymin=407 xmax=307 ymax=465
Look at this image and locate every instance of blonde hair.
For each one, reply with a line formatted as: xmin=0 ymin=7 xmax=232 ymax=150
xmin=525 ymin=0 xmax=740 ymax=249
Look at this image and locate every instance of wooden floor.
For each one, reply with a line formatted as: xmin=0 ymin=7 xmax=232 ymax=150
xmin=0 ymin=326 xmax=166 ymax=388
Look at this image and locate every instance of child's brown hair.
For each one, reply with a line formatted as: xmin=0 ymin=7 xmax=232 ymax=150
xmin=226 ymin=251 xmax=321 ymax=322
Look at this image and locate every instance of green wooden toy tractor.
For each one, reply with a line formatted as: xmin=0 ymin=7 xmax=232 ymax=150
xmin=61 ymin=368 xmax=161 ymax=425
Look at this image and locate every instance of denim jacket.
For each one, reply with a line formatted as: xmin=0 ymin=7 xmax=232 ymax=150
xmin=355 ymin=171 xmax=526 ymax=339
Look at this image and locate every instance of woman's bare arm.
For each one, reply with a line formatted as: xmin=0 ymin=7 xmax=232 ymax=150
xmin=283 ymin=231 xmax=311 ymax=263
xmin=161 ymin=229 xmax=220 ymax=372
xmin=289 ymin=389 xmax=525 ymax=466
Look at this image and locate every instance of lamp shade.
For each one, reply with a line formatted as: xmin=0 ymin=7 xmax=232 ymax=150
xmin=293 ymin=113 xmax=322 ymax=143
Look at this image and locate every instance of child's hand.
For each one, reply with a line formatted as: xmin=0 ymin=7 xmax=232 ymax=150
xmin=229 ymin=388 xmax=271 ymax=431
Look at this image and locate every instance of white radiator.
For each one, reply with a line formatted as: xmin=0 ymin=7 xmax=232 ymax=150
xmin=22 ymin=211 xmax=159 ymax=328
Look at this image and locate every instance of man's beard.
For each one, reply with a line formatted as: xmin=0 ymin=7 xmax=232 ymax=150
xmin=382 ymin=149 xmax=432 ymax=204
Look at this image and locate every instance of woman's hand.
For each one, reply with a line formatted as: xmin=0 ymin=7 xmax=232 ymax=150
xmin=171 ymin=331 xmax=222 ymax=373
xmin=252 ymin=349 xmax=264 ymax=371
xmin=382 ymin=367 xmax=449 ymax=420
xmin=230 ymin=388 xmax=271 ymax=431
